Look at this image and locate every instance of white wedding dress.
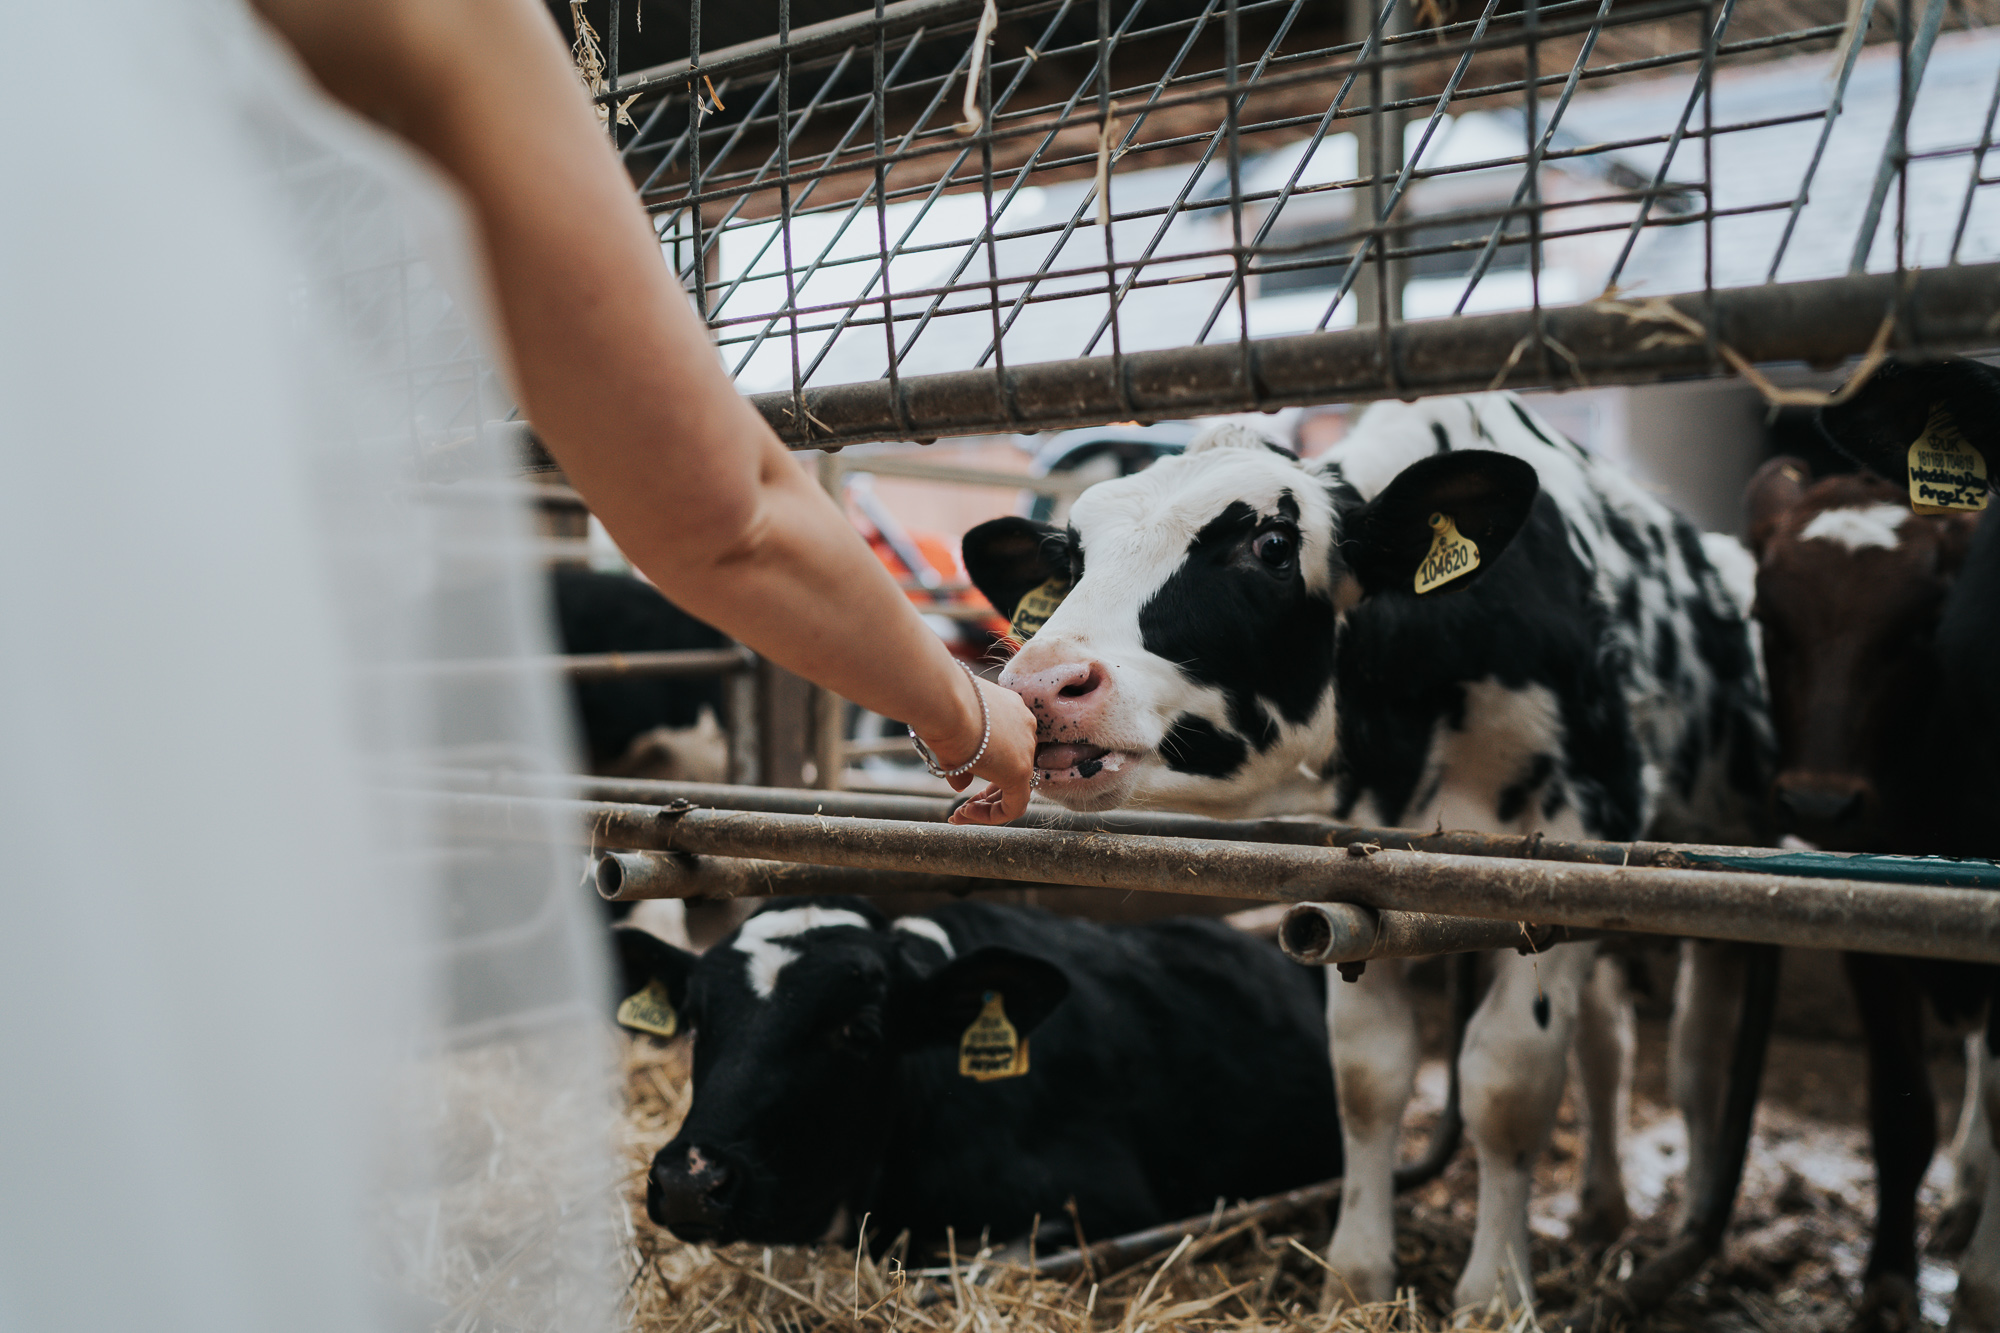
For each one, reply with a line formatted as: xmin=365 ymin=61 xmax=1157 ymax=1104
xmin=1 ymin=5 xmax=618 ymax=1330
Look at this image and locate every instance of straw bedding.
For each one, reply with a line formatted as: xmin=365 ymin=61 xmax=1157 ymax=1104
xmin=613 ymin=1020 xmax=1947 ymax=1333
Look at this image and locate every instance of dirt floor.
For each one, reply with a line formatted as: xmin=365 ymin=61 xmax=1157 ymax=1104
xmin=615 ymin=991 xmax=1978 ymax=1331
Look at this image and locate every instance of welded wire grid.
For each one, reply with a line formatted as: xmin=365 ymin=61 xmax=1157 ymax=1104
xmin=591 ymin=0 xmax=2000 ymax=435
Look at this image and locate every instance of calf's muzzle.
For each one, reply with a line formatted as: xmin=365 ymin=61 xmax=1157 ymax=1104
xmin=1772 ymin=772 xmax=1874 ymax=842
xmin=1005 ymin=659 xmax=1112 ymax=733
xmin=647 ymin=1141 xmax=737 ymax=1239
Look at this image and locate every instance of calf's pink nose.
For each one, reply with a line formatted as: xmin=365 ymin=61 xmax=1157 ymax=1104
xmin=1007 ymin=660 xmax=1112 ymax=728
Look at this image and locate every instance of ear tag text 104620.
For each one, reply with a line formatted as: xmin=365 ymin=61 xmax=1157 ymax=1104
xmin=1008 ymin=578 xmax=1070 ymax=642
xmin=958 ymin=990 xmax=1030 ymax=1081
xmin=616 ymin=981 xmax=680 ymax=1038
xmin=1908 ymin=405 xmax=1990 ymax=515
xmin=1414 ymin=512 xmax=1480 ymax=594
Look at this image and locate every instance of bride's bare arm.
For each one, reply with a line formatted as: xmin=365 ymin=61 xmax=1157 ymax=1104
xmin=253 ymin=0 xmax=1033 ymax=821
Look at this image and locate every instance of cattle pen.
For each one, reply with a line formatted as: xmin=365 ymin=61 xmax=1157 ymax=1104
xmin=415 ymin=0 xmax=2000 ymax=1327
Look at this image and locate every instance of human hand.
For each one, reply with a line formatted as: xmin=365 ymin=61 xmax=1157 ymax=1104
xmin=916 ymin=675 xmax=1036 ymax=826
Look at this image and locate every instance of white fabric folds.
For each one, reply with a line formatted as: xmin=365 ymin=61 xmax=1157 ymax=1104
xmin=0 ymin=5 xmax=619 ymax=1331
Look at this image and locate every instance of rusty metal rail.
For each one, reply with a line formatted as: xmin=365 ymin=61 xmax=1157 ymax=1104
xmin=748 ymin=266 xmax=2000 ymax=448
xmin=1274 ymin=900 xmax=1597 ymax=965
xmin=594 ymin=847 xmax=984 ymax=900
xmin=595 ymin=847 xmax=1584 ymax=964
xmin=380 ymin=646 xmax=756 ymax=682
xmin=419 ymin=770 xmax=2000 ymax=891
xmin=418 ymin=791 xmax=2000 ymax=962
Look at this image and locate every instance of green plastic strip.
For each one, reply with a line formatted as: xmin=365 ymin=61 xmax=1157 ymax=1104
xmin=1684 ymin=851 xmax=2000 ymax=891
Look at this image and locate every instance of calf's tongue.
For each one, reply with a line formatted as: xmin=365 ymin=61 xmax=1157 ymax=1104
xmin=1036 ymin=742 xmax=1110 ymax=770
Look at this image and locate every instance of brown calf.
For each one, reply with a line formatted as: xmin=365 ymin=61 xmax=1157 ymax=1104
xmin=1748 ymin=461 xmax=1978 ymax=849
xmin=1747 ymin=457 xmax=1983 ymax=1329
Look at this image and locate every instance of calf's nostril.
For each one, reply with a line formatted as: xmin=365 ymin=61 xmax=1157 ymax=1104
xmin=1056 ymin=667 xmax=1103 ymax=700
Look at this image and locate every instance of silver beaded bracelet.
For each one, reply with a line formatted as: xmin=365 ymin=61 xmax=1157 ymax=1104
xmin=909 ymin=661 xmax=990 ymax=779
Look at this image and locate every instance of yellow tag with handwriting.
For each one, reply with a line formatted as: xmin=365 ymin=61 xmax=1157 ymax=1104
xmin=1008 ymin=578 xmax=1071 ymax=642
xmin=1908 ymin=405 xmax=1990 ymax=515
xmin=958 ymin=991 xmax=1029 ymax=1081
xmin=1413 ymin=512 xmax=1480 ymax=594
xmin=616 ymin=980 xmax=680 ymax=1038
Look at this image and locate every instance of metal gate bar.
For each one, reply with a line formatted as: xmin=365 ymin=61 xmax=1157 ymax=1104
xmin=421 ymin=791 xmax=2000 ymax=961
xmin=418 ymin=768 xmax=2000 ymax=888
xmin=574 ymin=0 xmax=2000 ymax=441
xmin=593 ymin=844 xmax=1591 ymax=963
xmin=382 ymin=647 xmax=756 ymax=681
xmin=748 ymin=262 xmax=2000 ymax=445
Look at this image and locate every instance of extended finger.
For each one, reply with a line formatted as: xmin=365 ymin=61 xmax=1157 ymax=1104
xmin=946 ymin=784 xmax=1009 ymax=825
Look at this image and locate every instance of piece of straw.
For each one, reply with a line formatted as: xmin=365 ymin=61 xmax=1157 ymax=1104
xmin=958 ymin=0 xmax=1001 ymax=134
xmin=1096 ymin=102 xmax=1123 ymax=229
xmin=1588 ymin=287 xmax=1897 ymax=408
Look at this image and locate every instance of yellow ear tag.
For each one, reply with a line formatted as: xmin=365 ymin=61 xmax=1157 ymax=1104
xmin=958 ymin=991 xmax=1029 ymax=1081
xmin=1414 ymin=512 xmax=1480 ymax=594
xmin=616 ymin=980 xmax=680 ymax=1038
xmin=1908 ymin=405 xmax=1990 ymax=515
xmin=1008 ymin=578 xmax=1071 ymax=642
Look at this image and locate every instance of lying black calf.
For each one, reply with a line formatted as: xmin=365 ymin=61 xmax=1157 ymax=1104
xmin=615 ymin=896 xmax=1341 ymax=1254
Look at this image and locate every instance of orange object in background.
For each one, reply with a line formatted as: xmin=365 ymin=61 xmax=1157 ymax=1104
xmin=859 ymin=524 xmax=1011 ymax=661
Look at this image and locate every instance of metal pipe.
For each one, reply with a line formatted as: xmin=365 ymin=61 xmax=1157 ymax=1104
xmin=609 ymin=0 xmax=989 ymax=100
xmin=597 ymin=848 xmax=1575 ymax=966
xmin=381 ymin=647 xmax=755 ymax=682
xmin=416 ymin=793 xmax=2000 ymax=962
xmin=1277 ymin=901 xmax=1596 ymax=965
xmin=594 ymin=848 xmax=986 ymax=899
xmin=845 ymin=458 xmax=1094 ymax=494
xmin=413 ymin=771 xmax=2000 ymax=890
xmin=740 ymin=264 xmax=2000 ymax=446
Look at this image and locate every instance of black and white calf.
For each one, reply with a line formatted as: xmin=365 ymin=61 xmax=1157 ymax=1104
xmin=965 ymin=394 xmax=1772 ymax=1307
xmin=552 ymin=567 xmax=729 ymax=782
xmin=617 ymin=897 xmax=1342 ymax=1252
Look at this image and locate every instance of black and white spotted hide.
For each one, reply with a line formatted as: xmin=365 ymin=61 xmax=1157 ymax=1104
xmin=965 ymin=396 xmax=1771 ymax=843
xmin=965 ymin=394 xmax=1773 ymax=1308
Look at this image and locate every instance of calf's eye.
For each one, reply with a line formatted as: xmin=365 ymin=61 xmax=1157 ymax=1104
xmin=1252 ymin=530 xmax=1295 ymax=568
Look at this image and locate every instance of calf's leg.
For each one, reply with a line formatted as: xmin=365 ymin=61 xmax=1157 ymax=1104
xmin=1455 ymin=942 xmax=1596 ymax=1311
xmin=1952 ymin=1008 xmax=2000 ymax=1333
xmin=1847 ymin=952 xmax=1933 ymax=1332
xmin=1669 ymin=939 xmax=1748 ymax=1232
xmin=1571 ymin=952 xmax=1634 ymax=1244
xmin=1940 ymin=1035 xmax=1992 ymax=1257
xmin=1323 ymin=959 xmax=1418 ymax=1307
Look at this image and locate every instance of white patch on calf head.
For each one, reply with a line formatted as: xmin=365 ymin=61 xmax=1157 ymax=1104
xmin=891 ymin=916 xmax=955 ymax=959
xmin=732 ymin=907 xmax=873 ymax=998
xmin=1001 ymin=442 xmax=1341 ymax=813
xmin=1798 ymin=504 xmax=1910 ymax=552
xmin=1185 ymin=422 xmax=1287 ymax=455
xmin=623 ymin=899 xmax=691 ymax=951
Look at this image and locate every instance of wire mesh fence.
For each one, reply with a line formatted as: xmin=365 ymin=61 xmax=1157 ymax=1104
xmin=580 ymin=0 xmax=2000 ymax=445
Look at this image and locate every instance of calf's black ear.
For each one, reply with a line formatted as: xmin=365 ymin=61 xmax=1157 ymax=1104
xmin=612 ymin=923 xmax=697 ymax=1010
xmin=963 ymin=518 xmax=1066 ymax=622
xmin=1818 ymin=357 xmax=2000 ymax=495
xmin=900 ymin=946 xmax=1071 ymax=1047
xmin=1339 ymin=450 xmax=1539 ymax=598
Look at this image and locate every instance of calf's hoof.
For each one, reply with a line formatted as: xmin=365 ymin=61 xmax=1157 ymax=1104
xmin=1453 ymin=1261 xmax=1533 ymax=1318
xmin=1951 ymin=1280 xmax=2000 ymax=1333
xmin=1845 ymin=1274 xmax=1918 ymax=1333
xmin=1571 ymin=1184 xmax=1631 ymax=1247
xmin=1320 ymin=1258 xmax=1395 ymax=1309
xmin=1933 ymin=1198 xmax=1983 ymax=1257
